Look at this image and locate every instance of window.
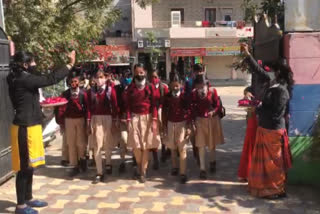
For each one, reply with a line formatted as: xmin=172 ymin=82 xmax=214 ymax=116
xmin=171 ymin=8 xmax=184 ymax=24
xmin=222 ymin=8 xmax=233 ymax=21
xmin=205 ymin=8 xmax=216 ymax=24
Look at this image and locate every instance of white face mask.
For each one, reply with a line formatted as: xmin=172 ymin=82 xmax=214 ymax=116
xmin=172 ymin=89 xmax=181 ymax=97
xmin=135 ymin=78 xmax=146 ymax=88
xmin=96 ymin=78 xmax=106 ymax=87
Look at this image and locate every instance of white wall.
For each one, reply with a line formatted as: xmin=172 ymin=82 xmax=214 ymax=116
xmin=205 ymin=55 xmax=248 ymax=80
xmin=132 ymin=1 xmax=153 ymax=29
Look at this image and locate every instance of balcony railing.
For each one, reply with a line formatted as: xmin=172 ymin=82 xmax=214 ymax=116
xmin=152 ymin=20 xmax=243 ymax=28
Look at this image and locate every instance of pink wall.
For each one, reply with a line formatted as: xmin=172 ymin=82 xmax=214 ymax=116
xmin=284 ymin=33 xmax=320 ymax=85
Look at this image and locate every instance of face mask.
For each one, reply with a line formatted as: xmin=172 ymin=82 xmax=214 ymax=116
xmin=27 ymin=65 xmax=37 ymax=74
xmin=135 ymin=75 xmax=146 ymax=82
xmin=172 ymin=89 xmax=180 ymax=97
xmin=135 ymin=78 xmax=146 ymax=88
xmin=96 ymin=78 xmax=106 ymax=87
xmin=197 ymin=87 xmax=208 ymax=98
xmin=151 ymin=77 xmax=160 ymax=85
xmin=71 ymin=82 xmax=79 ymax=89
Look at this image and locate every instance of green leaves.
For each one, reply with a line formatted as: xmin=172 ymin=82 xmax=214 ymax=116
xmin=135 ymin=0 xmax=160 ymax=9
xmin=4 ymin=0 xmax=120 ymax=70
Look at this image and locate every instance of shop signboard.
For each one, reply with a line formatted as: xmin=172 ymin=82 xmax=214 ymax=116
xmin=137 ymin=38 xmax=170 ymax=49
xmin=171 ymin=48 xmax=206 ymax=57
xmin=94 ymin=45 xmax=130 ymax=64
xmin=206 ymin=46 xmax=240 ymax=56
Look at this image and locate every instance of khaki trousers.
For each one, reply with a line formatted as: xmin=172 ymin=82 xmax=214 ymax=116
xmin=61 ymin=131 xmax=69 ymax=161
xmin=65 ymin=118 xmax=87 ymax=167
xmin=91 ymin=115 xmax=114 ymax=175
xmin=119 ymin=122 xmax=128 ymax=160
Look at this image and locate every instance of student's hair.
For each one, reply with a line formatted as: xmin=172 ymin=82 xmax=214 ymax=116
xmin=194 ymin=74 xmax=206 ymax=86
xmin=94 ymin=69 xmax=105 ymax=78
xmin=266 ymin=60 xmax=295 ymax=97
xmin=134 ymin=63 xmax=145 ymax=71
xmin=13 ymin=51 xmax=35 ymax=65
xmin=169 ymin=72 xmax=180 ymax=83
xmin=11 ymin=51 xmax=35 ymax=74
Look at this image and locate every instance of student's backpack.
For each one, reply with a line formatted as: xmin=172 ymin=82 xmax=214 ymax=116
xmin=209 ymin=88 xmax=226 ymax=119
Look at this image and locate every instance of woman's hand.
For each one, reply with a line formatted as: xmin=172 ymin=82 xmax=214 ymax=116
xmin=240 ymin=43 xmax=250 ymax=56
xmin=68 ymin=50 xmax=76 ymax=66
xmin=244 ymin=91 xmax=254 ymax=100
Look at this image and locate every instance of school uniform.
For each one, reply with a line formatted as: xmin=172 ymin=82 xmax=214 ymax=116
xmin=87 ymin=83 xmax=118 ymax=175
xmin=191 ymin=87 xmax=224 ymax=172
xmin=61 ymin=88 xmax=87 ymax=168
xmin=163 ymin=91 xmax=189 ymax=150
xmin=151 ymin=82 xmax=169 ymax=165
xmin=163 ymin=90 xmax=190 ymax=176
xmin=124 ymin=83 xmax=159 ymax=150
xmin=123 ymin=82 xmax=159 ymax=178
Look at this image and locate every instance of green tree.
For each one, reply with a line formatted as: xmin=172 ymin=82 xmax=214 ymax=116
xmin=135 ymin=0 xmax=160 ymax=9
xmin=146 ymin=31 xmax=161 ymax=73
xmin=242 ymin=0 xmax=284 ymax=26
xmin=5 ymin=0 xmax=121 ymax=71
xmin=241 ymin=0 xmax=259 ymax=23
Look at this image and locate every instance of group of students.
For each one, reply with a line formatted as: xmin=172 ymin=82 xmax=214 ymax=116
xmin=55 ymin=63 xmax=225 ymax=184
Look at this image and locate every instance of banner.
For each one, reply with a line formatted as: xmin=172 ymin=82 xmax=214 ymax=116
xmin=94 ymin=45 xmax=130 ymax=64
xmin=206 ymin=46 xmax=240 ymax=56
xmin=171 ymin=48 xmax=206 ymax=57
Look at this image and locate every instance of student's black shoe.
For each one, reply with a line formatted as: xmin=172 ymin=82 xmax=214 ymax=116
xmin=139 ymin=175 xmax=146 ymax=183
xmin=199 ymin=170 xmax=207 ymax=180
xmin=106 ymin=165 xmax=112 ymax=175
xmin=180 ymin=174 xmax=188 ymax=184
xmin=119 ymin=162 xmax=126 ymax=173
xmin=92 ymin=174 xmax=104 ymax=184
xmin=80 ymin=159 xmax=87 ymax=172
xmin=60 ymin=160 xmax=69 ymax=167
xmin=210 ymin=161 xmax=216 ymax=173
xmin=171 ymin=168 xmax=179 ymax=176
xmin=68 ymin=167 xmax=80 ymax=177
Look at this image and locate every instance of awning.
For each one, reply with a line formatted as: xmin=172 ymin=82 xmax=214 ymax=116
xmin=94 ymin=45 xmax=130 ymax=65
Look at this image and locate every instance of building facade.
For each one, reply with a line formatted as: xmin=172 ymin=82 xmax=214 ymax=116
xmin=131 ymin=0 xmax=255 ymax=81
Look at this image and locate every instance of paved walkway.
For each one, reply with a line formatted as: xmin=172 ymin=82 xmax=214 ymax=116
xmin=1 ymin=86 xmax=320 ymax=214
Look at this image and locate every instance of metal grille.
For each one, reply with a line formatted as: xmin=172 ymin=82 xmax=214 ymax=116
xmin=0 ymin=27 xmax=13 ymax=182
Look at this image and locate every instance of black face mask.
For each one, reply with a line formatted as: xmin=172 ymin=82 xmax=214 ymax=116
xmin=27 ymin=65 xmax=37 ymax=74
xmin=135 ymin=75 xmax=146 ymax=82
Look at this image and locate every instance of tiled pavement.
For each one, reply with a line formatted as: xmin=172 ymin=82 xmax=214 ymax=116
xmin=1 ymin=87 xmax=320 ymax=214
